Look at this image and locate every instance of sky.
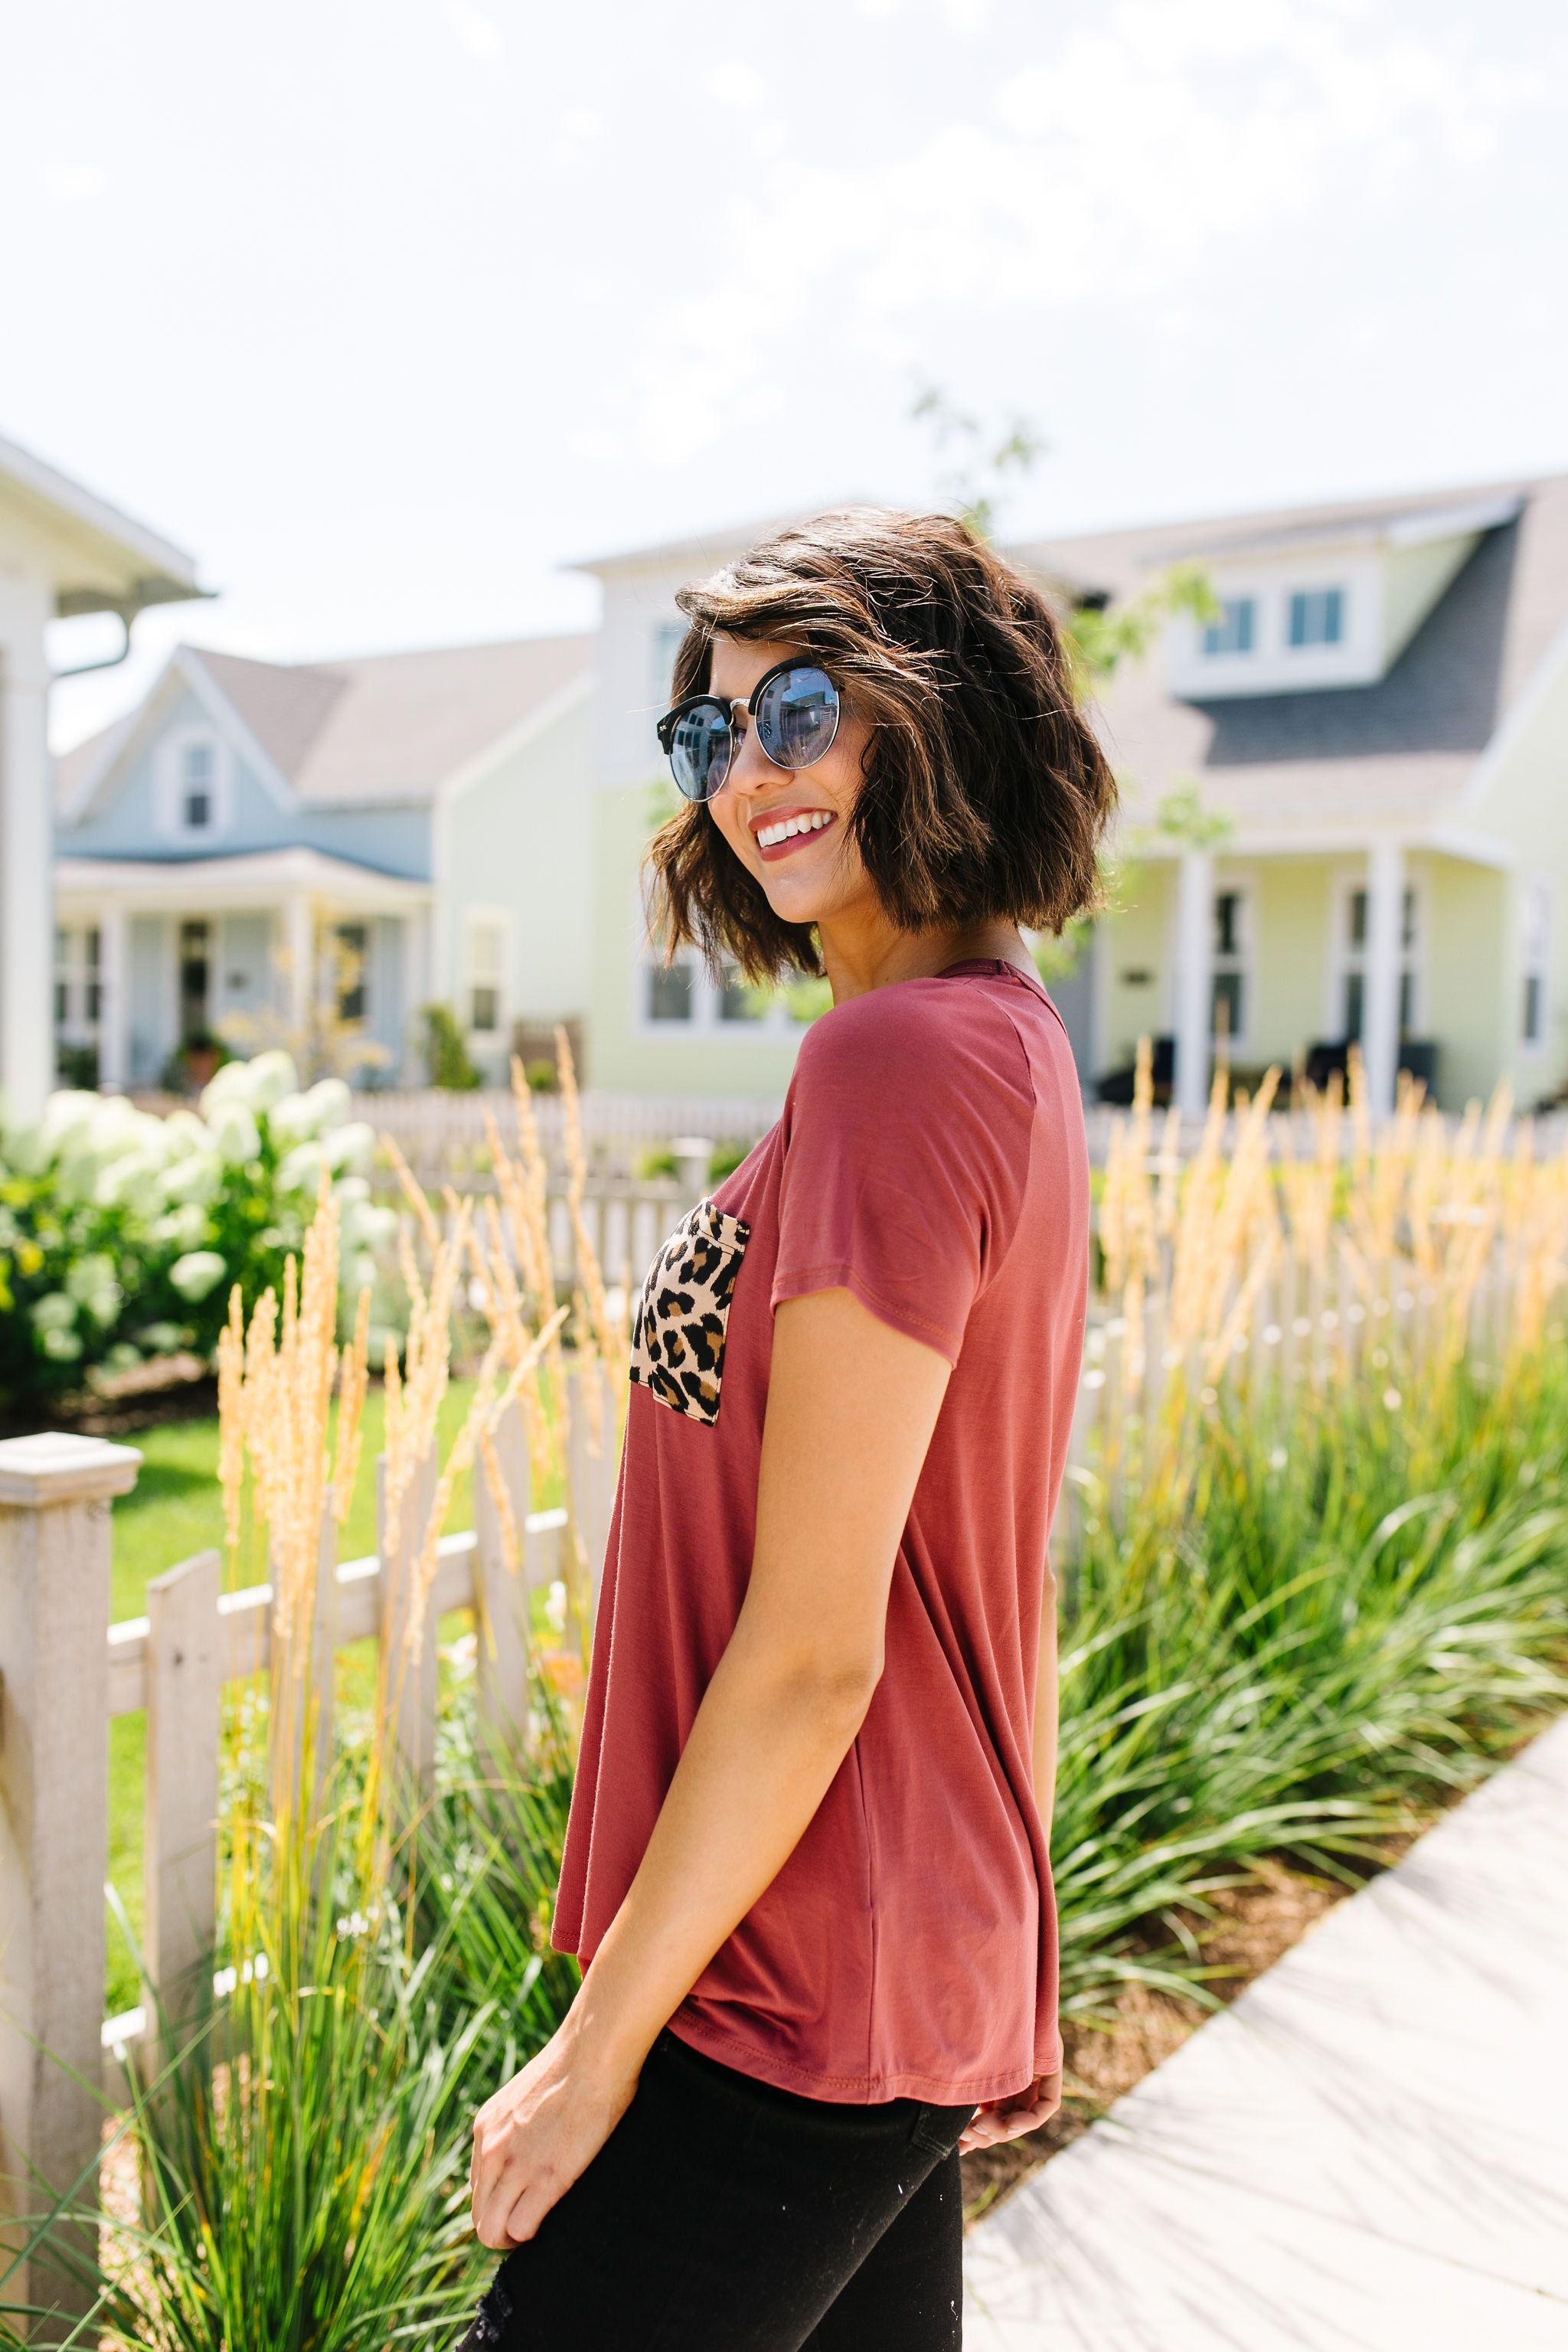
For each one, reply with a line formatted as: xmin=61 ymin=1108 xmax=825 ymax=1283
xmin=6 ymin=0 xmax=1565 ymax=751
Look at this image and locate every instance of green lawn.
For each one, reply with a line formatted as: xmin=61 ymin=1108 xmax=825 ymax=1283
xmin=106 ymin=1379 xmax=505 ymax=2014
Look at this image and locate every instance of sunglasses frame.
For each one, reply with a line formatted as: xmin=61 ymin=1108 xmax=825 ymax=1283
xmin=655 ymin=655 xmax=841 ymax=802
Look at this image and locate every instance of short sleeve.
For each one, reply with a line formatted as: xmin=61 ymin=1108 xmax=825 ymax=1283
xmin=769 ymin=985 xmax=1034 ymax=1366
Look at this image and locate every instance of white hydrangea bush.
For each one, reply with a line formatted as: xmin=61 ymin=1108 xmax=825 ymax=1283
xmin=0 ymin=1051 xmax=396 ymax=1401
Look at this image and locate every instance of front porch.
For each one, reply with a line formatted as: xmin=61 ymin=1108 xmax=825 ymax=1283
xmin=54 ymin=846 xmax=431 ymax=1091
xmin=1086 ymin=838 xmax=1512 ymax=1116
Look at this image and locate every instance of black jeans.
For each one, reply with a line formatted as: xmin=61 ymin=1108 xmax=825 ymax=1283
xmin=456 ymin=2026 xmax=978 ymax=2350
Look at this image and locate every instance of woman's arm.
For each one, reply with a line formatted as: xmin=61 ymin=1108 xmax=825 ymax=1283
xmin=470 ymin=1285 xmax=952 ymax=2250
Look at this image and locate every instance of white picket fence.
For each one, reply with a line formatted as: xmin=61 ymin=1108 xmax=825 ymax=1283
xmin=0 ymin=1180 xmax=1537 ymax=2329
xmin=364 ymin=1088 xmax=786 ymax=1181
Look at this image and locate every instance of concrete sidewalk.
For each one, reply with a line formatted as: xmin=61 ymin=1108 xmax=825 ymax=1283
xmin=965 ymin=1713 xmax=1568 ymax=2350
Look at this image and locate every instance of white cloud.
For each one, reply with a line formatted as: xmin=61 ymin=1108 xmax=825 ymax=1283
xmin=46 ymin=165 xmax=106 ymax=202
xmin=445 ymin=1 xmax=503 ymax=59
xmin=620 ymin=0 xmax=1541 ymax=459
xmin=704 ymin=62 xmax=763 ymax=106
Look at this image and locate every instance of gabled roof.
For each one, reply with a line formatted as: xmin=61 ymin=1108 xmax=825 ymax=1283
xmin=1011 ymin=472 xmax=1568 ymax=837
xmin=57 ymin=632 xmax=594 ymax=821
xmin=0 ymin=426 xmax=204 ymax=615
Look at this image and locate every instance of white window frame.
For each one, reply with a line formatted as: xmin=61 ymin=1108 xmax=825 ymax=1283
xmin=1520 ymin=879 xmax=1551 ymax=1056
xmin=1287 ymin=584 xmax=1348 ymax=650
xmin=155 ymin=725 xmax=234 ymax=844
xmin=652 ymin=617 xmax=687 ymax=704
xmin=1210 ymin=883 xmax=1253 ymax=1054
xmin=54 ymin=923 xmax=102 ymax=1044
xmin=1330 ymin=871 xmax=1424 ymax=1043
xmin=634 ymin=928 xmax=802 ymax=1040
xmin=463 ymin=910 xmax=511 ymax=1044
xmin=1201 ymin=597 xmax=1256 ymax=658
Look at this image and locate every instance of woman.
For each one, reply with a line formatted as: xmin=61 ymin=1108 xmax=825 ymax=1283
xmin=464 ymin=508 xmax=1113 ymax=2349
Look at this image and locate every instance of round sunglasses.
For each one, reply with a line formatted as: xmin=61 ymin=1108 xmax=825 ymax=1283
xmin=656 ymin=657 xmax=840 ymax=803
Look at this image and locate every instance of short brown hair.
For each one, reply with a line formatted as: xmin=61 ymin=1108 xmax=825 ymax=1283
xmin=645 ymin=506 xmax=1117 ymax=982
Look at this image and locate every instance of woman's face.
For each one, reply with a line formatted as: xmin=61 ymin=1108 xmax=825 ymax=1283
xmin=703 ymin=635 xmax=877 ymax=936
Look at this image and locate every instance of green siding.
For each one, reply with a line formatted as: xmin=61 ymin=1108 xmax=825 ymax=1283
xmin=589 ymin=781 xmax=807 ymax=1096
xmin=1100 ymin=861 xmax=1172 ymax=1071
xmin=1414 ymin=855 xmax=1506 ymax=1111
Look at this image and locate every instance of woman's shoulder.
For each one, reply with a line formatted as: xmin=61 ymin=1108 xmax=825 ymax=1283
xmin=789 ymin=971 xmax=1038 ymax=1120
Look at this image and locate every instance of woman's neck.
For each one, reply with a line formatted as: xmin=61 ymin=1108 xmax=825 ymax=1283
xmin=818 ymin=914 xmax=1034 ymax=1004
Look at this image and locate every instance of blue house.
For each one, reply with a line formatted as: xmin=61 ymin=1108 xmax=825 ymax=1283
xmin=54 ymin=634 xmax=591 ymax=1087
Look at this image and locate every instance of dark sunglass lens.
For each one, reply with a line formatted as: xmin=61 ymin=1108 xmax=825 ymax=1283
xmin=754 ymin=666 xmax=838 ymax=769
xmin=670 ymin=702 xmax=732 ymax=800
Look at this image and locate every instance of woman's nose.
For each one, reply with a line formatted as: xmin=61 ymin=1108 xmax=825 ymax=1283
xmin=721 ymin=714 xmax=773 ymax=795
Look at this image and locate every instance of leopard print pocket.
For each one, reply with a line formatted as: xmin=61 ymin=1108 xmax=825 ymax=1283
xmin=629 ymin=1197 xmax=751 ymax=1426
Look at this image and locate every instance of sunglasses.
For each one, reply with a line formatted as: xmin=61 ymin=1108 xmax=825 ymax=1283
xmin=656 ymin=657 xmax=840 ymax=803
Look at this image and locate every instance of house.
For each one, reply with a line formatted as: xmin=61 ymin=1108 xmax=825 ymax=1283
xmin=1013 ymin=473 xmax=1568 ymax=1117
xmin=54 ymin=632 xmax=592 ymax=1088
xmin=2 ymin=429 xmax=204 ymax=1122
xmin=53 ymin=470 xmax=1568 ymax=1117
xmin=579 ymin=474 xmax=1568 ymax=1116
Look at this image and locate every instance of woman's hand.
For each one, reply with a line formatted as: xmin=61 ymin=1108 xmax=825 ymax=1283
xmin=958 ymin=2069 xmax=1062 ymax=2154
xmin=469 ymin=2022 xmax=641 ymax=2249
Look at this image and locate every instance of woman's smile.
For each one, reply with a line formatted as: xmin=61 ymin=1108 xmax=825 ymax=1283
xmin=750 ymin=805 xmax=838 ymax=861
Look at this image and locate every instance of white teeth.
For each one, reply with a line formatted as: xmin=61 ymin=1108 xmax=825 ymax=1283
xmin=757 ymin=811 xmax=832 ymax=848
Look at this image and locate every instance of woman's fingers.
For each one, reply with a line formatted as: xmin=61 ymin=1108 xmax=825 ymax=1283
xmin=958 ymin=2073 xmax=1063 ymax=2152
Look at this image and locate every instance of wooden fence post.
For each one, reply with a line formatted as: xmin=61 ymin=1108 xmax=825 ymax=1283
xmin=144 ymin=1550 xmax=221 ymax=2044
xmin=472 ymin=1398 xmax=533 ymax=1766
xmin=567 ymin=1363 xmax=621 ymax=1609
xmin=671 ymin=1136 xmax=713 ymax=1206
xmin=0 ymin=1432 xmax=140 ymax=2344
xmin=377 ymin=1451 xmax=439 ymax=1805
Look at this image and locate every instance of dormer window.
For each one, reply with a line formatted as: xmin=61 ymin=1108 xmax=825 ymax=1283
xmin=1202 ymin=598 xmax=1256 ymax=657
xmin=182 ymin=741 xmax=214 ymax=830
xmin=1289 ymin=587 xmax=1344 ymax=648
xmin=158 ymin=728 xmax=230 ymax=842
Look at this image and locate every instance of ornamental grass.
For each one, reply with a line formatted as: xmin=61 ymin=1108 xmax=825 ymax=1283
xmin=10 ymin=1041 xmax=1568 ymax=2343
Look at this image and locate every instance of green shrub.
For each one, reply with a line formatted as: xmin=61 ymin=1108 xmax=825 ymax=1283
xmin=0 ymin=1054 xmax=393 ymax=1410
xmin=420 ymin=1004 xmax=482 ymax=1091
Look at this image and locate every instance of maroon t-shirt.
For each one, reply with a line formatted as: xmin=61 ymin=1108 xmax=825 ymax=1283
xmin=552 ymin=959 xmax=1089 ymax=2103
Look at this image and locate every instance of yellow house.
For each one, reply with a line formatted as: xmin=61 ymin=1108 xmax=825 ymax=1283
xmin=1014 ymin=475 xmax=1568 ymax=1117
xmin=583 ymin=476 xmax=1568 ymax=1117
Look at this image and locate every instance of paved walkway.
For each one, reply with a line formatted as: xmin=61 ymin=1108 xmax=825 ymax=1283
xmin=965 ymin=1713 xmax=1568 ymax=2350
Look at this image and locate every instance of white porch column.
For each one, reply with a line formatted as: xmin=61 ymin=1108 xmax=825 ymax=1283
xmin=98 ymin=900 xmax=128 ymax=1091
xmin=284 ymin=891 xmax=314 ymax=1047
xmin=0 ymin=629 xmax=54 ymax=1126
xmin=1173 ymin=848 xmax=1214 ymax=1119
xmin=401 ymin=906 xmax=431 ymax=1083
xmin=1361 ymin=839 xmax=1404 ymax=1122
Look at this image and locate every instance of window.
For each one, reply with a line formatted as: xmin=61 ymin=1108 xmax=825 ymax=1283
xmin=637 ymin=939 xmax=803 ymax=1035
xmin=652 ymin=618 xmax=687 ymax=701
xmin=1289 ymin=587 xmax=1344 ymax=648
xmin=466 ymin=919 xmax=505 ymax=1034
xmin=1210 ymin=888 xmax=1250 ymax=1047
xmin=158 ymin=731 xmax=229 ymax=841
xmin=718 ymin=964 xmax=765 ymax=1022
xmin=1202 ymin=598 xmax=1256 ymax=658
xmin=54 ymin=926 xmax=103 ymax=1037
xmin=1339 ymin=881 xmax=1419 ymax=1040
xmin=1521 ymin=883 xmax=1550 ymax=1051
xmin=181 ymin=741 xmax=214 ymax=830
xmin=646 ymin=961 xmax=695 ymax=1023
